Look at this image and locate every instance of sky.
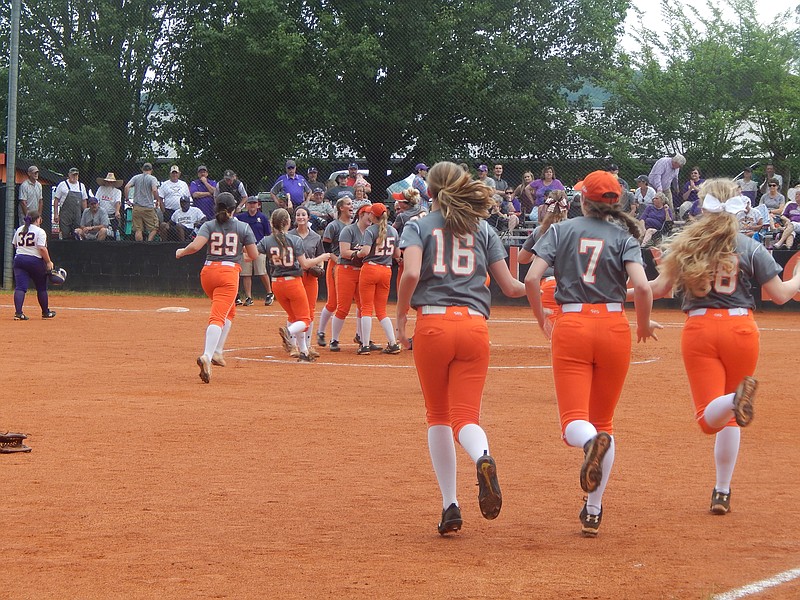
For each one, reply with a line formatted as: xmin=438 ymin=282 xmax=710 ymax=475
xmin=622 ymin=0 xmax=799 ymax=53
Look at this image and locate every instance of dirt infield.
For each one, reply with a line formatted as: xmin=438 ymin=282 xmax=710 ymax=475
xmin=1 ymin=292 xmax=798 ymax=599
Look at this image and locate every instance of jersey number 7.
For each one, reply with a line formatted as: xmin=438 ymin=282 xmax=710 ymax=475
xmin=579 ymin=238 xmax=605 ymax=284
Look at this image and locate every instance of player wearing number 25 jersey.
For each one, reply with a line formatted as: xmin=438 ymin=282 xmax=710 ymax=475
xmin=176 ymin=193 xmax=258 ymax=384
xmin=355 ymin=203 xmax=401 ymax=354
xmin=648 ymin=179 xmax=800 ymax=516
xmin=397 ymin=161 xmax=525 ymax=536
xmin=12 ymin=211 xmax=55 ymax=320
xmin=526 ymin=170 xmax=659 ymax=537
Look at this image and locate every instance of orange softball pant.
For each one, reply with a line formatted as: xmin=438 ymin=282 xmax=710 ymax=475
xmin=551 ymin=306 xmax=631 ymax=436
xmin=273 ymin=276 xmax=311 ymax=327
xmin=301 ymin=271 xmax=320 ymax=322
xmin=324 ymin=258 xmax=338 ymax=313
xmin=358 ymin=262 xmax=391 ymax=319
xmin=200 ymin=261 xmax=239 ymax=327
xmin=541 ymin=277 xmax=560 ymax=324
xmin=412 ymin=307 xmax=490 ymax=437
xmin=681 ymin=310 xmax=759 ymax=434
xmin=334 ymin=265 xmax=361 ymax=319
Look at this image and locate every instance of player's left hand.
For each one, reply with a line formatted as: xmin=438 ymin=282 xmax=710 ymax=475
xmin=638 ymin=320 xmax=663 ymax=342
xmin=397 ymin=313 xmax=411 ymax=349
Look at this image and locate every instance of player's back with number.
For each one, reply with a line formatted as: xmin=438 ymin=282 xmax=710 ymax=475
xmin=197 ymin=218 xmax=253 ymax=264
xmin=257 ymin=233 xmax=305 ymax=277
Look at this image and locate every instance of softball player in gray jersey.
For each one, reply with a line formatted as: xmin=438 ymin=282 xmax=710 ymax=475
xmin=289 ymin=208 xmax=326 ymax=358
xmin=397 ymin=161 xmax=525 ymax=535
xmin=318 ymin=197 xmax=354 ymax=347
xmin=525 ymin=170 xmax=660 ymax=536
xmin=176 ymin=193 xmax=258 ymax=383
xmin=647 ymin=180 xmax=800 ymax=516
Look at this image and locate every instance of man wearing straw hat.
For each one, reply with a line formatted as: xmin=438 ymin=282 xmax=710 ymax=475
xmin=95 ymin=172 xmax=124 ymax=240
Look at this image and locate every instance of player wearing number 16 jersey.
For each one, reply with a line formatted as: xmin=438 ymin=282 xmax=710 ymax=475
xmin=525 ymin=170 xmax=660 ymax=536
xmin=355 ymin=203 xmax=402 ymax=354
xmin=647 ymin=179 xmax=800 ymax=516
xmin=396 ymin=161 xmax=525 ymax=535
xmin=176 ymin=193 xmax=258 ymax=383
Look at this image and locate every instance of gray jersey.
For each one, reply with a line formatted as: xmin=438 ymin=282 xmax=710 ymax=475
xmin=393 ymin=205 xmax=427 ymax=236
xmin=681 ymin=233 xmax=781 ymax=311
xmin=533 ymin=216 xmax=642 ymax=305
xmin=522 ymin=226 xmax=554 ymax=278
xmin=129 ymin=173 xmax=159 ymax=208
xmin=257 ymin=233 xmax=306 ymax=277
xmin=323 ymin=219 xmax=347 ymax=257
xmin=361 ymin=224 xmax=399 ymax=266
xmin=338 ymin=223 xmax=366 ymax=266
xmin=399 ymin=211 xmax=506 ymax=319
xmin=288 ymin=228 xmax=324 ymax=260
xmin=197 ymin=218 xmax=256 ymax=265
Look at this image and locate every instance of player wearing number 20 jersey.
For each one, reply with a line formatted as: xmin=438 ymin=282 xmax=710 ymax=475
xmin=397 ymin=161 xmax=526 ymax=535
xmin=526 ymin=170 xmax=658 ymax=536
xmin=648 ymin=179 xmax=800 ymax=516
xmin=176 ymin=193 xmax=258 ymax=383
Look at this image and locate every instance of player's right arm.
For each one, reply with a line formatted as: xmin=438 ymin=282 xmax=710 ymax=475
xmin=176 ymin=235 xmax=208 ymax=259
xmin=626 ymin=260 xmax=661 ymax=342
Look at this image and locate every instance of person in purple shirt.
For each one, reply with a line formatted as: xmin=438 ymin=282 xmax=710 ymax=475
xmin=528 ymin=165 xmax=566 ymax=222
xmin=190 ymin=165 xmax=218 ymax=220
xmin=270 ymin=159 xmax=312 ymax=209
xmin=640 ymin=193 xmax=674 ymax=246
xmin=773 ymin=195 xmax=800 ymax=249
xmin=235 ymin=198 xmax=274 ymax=306
xmin=679 ymin=166 xmax=705 ymax=219
xmin=648 ymin=153 xmax=686 ymax=211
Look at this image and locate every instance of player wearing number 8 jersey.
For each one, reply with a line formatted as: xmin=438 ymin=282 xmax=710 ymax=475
xmin=525 ymin=170 xmax=660 ymax=536
xmin=396 ymin=161 xmax=525 ymax=535
xmin=356 ymin=203 xmax=402 ymax=354
xmin=258 ymin=208 xmax=331 ymax=362
xmin=176 ymin=193 xmax=258 ymax=383
xmin=647 ymin=179 xmax=800 ymax=515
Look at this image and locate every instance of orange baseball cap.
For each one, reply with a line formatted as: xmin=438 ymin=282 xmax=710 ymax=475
xmin=369 ymin=203 xmax=387 ymax=218
xmin=580 ymin=170 xmax=621 ymax=204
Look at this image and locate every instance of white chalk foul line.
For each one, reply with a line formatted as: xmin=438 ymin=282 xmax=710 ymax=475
xmin=712 ymin=567 xmax=800 ymax=600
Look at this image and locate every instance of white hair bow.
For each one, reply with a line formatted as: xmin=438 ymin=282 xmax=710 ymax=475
xmin=703 ymin=194 xmax=747 ymax=214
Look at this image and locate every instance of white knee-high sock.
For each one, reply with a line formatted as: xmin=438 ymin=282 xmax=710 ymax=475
xmin=360 ymin=316 xmax=372 ymax=347
xmin=564 ymin=420 xmax=597 ymax=449
xmin=714 ymin=426 xmax=740 ymax=494
xmin=428 ymin=425 xmax=458 ymax=509
xmin=704 ymin=393 xmax=736 ymax=429
xmin=331 ymin=316 xmax=345 ymax=342
xmin=379 ymin=317 xmax=396 ymax=344
xmin=587 ymin=436 xmax=616 ymax=515
xmin=458 ymin=423 xmax=490 ymax=464
xmin=355 ymin=309 xmax=363 ymax=340
xmin=215 ymin=319 xmax=232 ymax=354
xmin=306 ymin=321 xmax=314 ymax=347
xmin=203 ymin=324 xmax=223 ymax=359
xmin=318 ymin=307 xmax=334 ymax=334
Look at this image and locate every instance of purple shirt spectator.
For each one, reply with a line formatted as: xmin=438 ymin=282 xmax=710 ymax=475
xmin=235 ymin=210 xmax=271 ymax=242
xmin=190 ymin=176 xmax=218 ymax=220
xmin=529 ymin=178 xmax=566 ymax=206
xmin=641 ymin=203 xmax=673 ymax=230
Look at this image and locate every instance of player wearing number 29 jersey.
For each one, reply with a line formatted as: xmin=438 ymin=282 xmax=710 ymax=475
xmin=176 ymin=193 xmax=258 ymax=384
xmin=526 ymin=170 xmax=659 ymax=537
xmin=397 ymin=161 xmax=526 ymax=535
xmin=648 ymin=179 xmax=800 ymax=516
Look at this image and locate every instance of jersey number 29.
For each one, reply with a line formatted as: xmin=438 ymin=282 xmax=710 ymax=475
xmin=208 ymin=232 xmax=238 ymax=257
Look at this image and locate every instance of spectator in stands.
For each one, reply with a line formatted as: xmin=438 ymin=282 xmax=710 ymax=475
xmin=171 ymin=195 xmax=207 ymax=242
xmin=124 ymin=162 xmax=161 ymax=242
xmin=412 ymin=163 xmax=430 ymax=208
xmin=493 ymin=163 xmax=509 ymax=191
xmin=18 ymin=165 xmax=42 ymax=226
xmin=306 ymin=167 xmax=326 ymax=194
xmin=679 ymin=166 xmax=705 ymax=220
xmin=773 ymin=192 xmax=800 ymax=250
xmin=640 ymin=192 xmax=673 ymax=246
xmin=190 ymin=165 xmax=217 ymax=221
xmin=476 ymin=164 xmax=496 ymax=188
xmin=271 ymin=159 xmax=312 ymax=209
xmin=738 ymin=167 xmax=758 ymax=204
xmin=75 ymin=196 xmax=110 ymax=241
xmin=324 ymin=173 xmax=355 ymax=204
xmin=94 ymin=172 xmax=123 ymax=240
xmin=529 ymin=165 xmax=565 ymax=222
xmin=345 ymin=162 xmax=371 ymax=194
xmin=503 ymin=187 xmax=521 ymax=219
xmin=159 ymin=165 xmax=191 ymax=240
xmin=648 ymin=153 xmax=685 ymax=211
xmin=54 ymin=167 xmax=89 ymax=240
xmin=514 ymin=170 xmax=536 ymax=217
xmin=300 ymin=188 xmax=335 ymax=231
xmin=738 ymin=198 xmax=764 ymax=238
xmin=216 ymin=169 xmax=248 ymax=211
xmin=759 ymin=163 xmax=783 ymax=195
xmin=236 ymin=197 xmax=274 ymax=306
xmin=633 ymin=174 xmax=656 ymax=215
xmin=760 ymin=179 xmax=786 ymax=218
xmin=606 ymin=163 xmax=634 ymax=215
xmin=351 ymin=183 xmax=372 ymax=214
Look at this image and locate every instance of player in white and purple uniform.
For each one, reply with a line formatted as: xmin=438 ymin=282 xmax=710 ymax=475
xmin=12 ymin=211 xmax=56 ymax=320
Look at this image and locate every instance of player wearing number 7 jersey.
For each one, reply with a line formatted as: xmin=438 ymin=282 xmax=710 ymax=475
xmin=525 ymin=170 xmax=660 ymax=537
xmin=396 ymin=161 xmax=526 ymax=535
xmin=176 ymin=193 xmax=258 ymax=383
xmin=356 ymin=203 xmax=402 ymax=354
xmin=646 ymin=178 xmax=800 ymax=516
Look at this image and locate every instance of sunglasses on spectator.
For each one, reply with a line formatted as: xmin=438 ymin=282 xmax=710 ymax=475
xmin=769 ymin=183 xmax=778 ymax=187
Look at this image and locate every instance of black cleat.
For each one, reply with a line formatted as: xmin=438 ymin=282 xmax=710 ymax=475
xmin=476 ymin=451 xmax=502 ymax=520
xmin=297 ymin=352 xmax=314 ymax=363
xmin=235 ymin=297 xmax=243 ymax=306
xmin=317 ymin=332 xmax=327 ymax=347
xmin=366 ymin=341 xmax=382 ymax=352
xmin=14 ymin=313 xmax=29 ymax=321
xmin=733 ymin=377 xmax=757 ymax=427
xmin=437 ymin=503 xmax=463 ymax=536
xmin=329 ymin=340 xmax=340 ymax=352
xmin=581 ymin=432 xmax=612 ymax=493
xmin=243 ymin=296 xmax=253 ymax=306
xmin=710 ymin=488 xmax=731 ymax=515
xmin=265 ymin=293 xmax=275 ymax=306
xmin=356 ymin=345 xmax=371 ymax=355
xmin=382 ymin=343 xmax=401 ymax=354
xmin=580 ymin=502 xmax=603 ymax=536
xmin=42 ymin=310 xmax=56 ymax=319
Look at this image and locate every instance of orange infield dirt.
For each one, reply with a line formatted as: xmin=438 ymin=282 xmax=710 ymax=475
xmin=1 ymin=292 xmax=799 ymax=599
